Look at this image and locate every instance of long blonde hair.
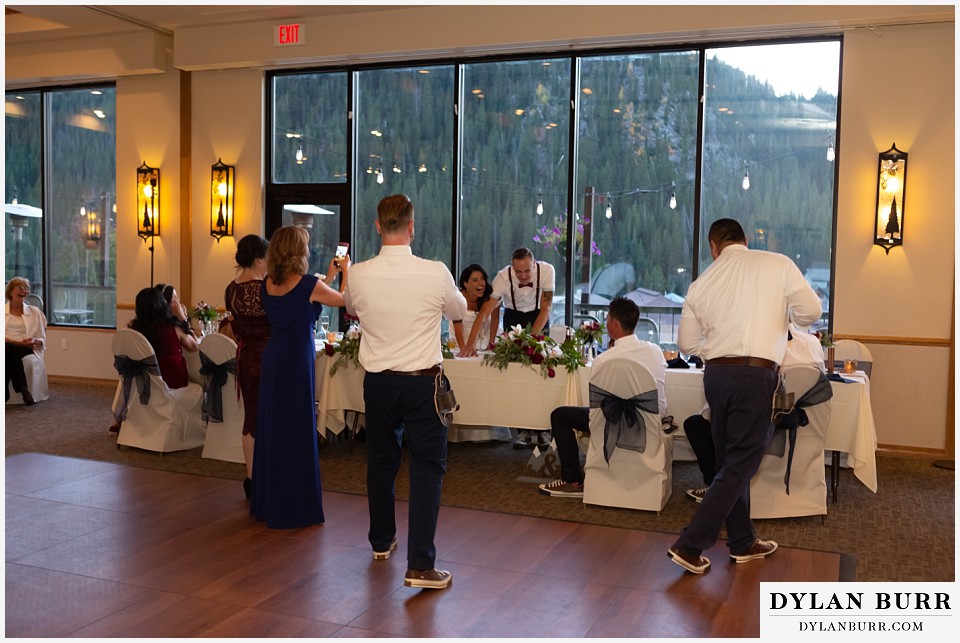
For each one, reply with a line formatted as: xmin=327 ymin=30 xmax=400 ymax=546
xmin=266 ymin=226 xmax=310 ymax=285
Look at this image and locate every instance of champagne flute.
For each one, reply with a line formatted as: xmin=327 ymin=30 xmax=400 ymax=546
xmin=319 ymin=314 xmax=331 ymax=339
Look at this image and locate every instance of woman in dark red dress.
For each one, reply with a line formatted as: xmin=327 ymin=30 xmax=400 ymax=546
xmin=224 ymin=235 xmax=271 ymax=499
xmin=130 ymin=286 xmax=199 ymax=388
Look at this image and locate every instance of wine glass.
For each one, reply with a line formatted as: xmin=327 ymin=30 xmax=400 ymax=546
xmin=319 ymin=314 xmax=331 ymax=340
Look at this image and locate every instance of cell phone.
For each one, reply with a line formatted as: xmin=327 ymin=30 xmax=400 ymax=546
xmin=334 ymin=242 xmax=349 ymax=265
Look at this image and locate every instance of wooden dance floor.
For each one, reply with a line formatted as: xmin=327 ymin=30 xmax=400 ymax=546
xmin=5 ymin=453 xmax=845 ymax=638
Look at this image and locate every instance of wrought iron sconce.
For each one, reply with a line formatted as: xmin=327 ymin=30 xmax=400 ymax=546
xmin=136 ymin=162 xmax=160 ymax=241
xmin=136 ymin=162 xmax=160 ymax=285
xmin=210 ymin=158 xmax=235 ymax=243
xmin=874 ymin=143 xmax=907 ymax=254
xmin=81 ymin=200 xmax=101 ymax=249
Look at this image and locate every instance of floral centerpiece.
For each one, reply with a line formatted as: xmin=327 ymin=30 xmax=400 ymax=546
xmin=482 ymin=324 xmax=585 ymax=378
xmin=533 ymin=214 xmax=601 ymax=257
xmin=189 ymin=301 xmax=220 ymax=323
xmin=814 ymin=330 xmax=833 ymax=347
xmin=326 ymin=323 xmax=362 ymax=375
xmin=189 ymin=301 xmax=220 ymax=336
xmin=574 ymin=320 xmax=605 ymax=346
xmin=441 ymin=336 xmax=458 ymax=359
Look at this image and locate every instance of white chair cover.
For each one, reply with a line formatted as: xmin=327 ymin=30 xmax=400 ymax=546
xmin=750 ymin=365 xmax=831 ymax=518
xmin=833 ymin=339 xmax=873 ymax=377
xmin=6 ymin=353 xmax=50 ymax=405
xmin=111 ymin=328 xmax=206 ymax=453
xmin=583 ymin=356 xmax=673 ymax=512
xmin=198 ymin=333 xmax=245 ymax=463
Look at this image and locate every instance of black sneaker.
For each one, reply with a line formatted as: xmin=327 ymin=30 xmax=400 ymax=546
xmin=538 ymin=479 xmax=584 ymax=498
xmin=686 ymin=487 xmax=708 ymax=503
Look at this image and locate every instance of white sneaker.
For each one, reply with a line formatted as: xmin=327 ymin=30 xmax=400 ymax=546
xmin=513 ymin=430 xmax=531 ymax=449
xmin=686 ymin=487 xmax=708 ymax=503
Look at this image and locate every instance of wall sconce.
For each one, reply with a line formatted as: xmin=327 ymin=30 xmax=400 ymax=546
xmin=874 ymin=143 xmax=907 ymax=254
xmin=210 ymin=158 xmax=235 ymax=243
xmin=81 ymin=200 xmax=101 ymax=249
xmin=136 ymin=162 xmax=160 ymax=241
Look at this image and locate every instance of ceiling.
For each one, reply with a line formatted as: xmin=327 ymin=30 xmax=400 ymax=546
xmin=5 ymin=4 xmax=411 ymax=44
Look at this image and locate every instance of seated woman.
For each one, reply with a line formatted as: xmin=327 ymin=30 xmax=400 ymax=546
xmin=453 ymin=263 xmax=500 ymax=354
xmin=110 ymin=286 xmax=199 ymax=433
xmin=5 ymin=277 xmax=47 ymax=406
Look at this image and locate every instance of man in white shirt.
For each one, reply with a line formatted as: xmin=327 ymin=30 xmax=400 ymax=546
xmin=668 ymin=218 xmax=821 ymax=575
xmin=344 ymin=194 xmax=467 ymax=590
xmin=462 ymin=247 xmax=554 ymax=355
xmin=682 ymin=323 xmax=826 ymax=503
xmin=538 ymin=296 xmax=668 ymax=497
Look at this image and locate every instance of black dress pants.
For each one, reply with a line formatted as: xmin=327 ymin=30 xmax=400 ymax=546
xmin=550 ymin=405 xmax=589 ymax=484
xmin=5 ymin=344 xmax=34 ymax=399
xmin=682 ymin=413 xmax=716 ymax=485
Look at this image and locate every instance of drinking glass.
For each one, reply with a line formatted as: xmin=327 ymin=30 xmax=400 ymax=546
xmin=319 ymin=314 xmax=330 ymax=339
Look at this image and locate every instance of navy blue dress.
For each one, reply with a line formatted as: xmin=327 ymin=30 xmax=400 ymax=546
xmin=250 ymin=274 xmax=324 ymax=528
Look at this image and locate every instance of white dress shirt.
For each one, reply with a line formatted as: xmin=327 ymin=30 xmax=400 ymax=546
xmin=490 ymin=260 xmax=555 ymax=312
xmin=782 ymin=324 xmax=826 ymax=372
xmin=677 ymin=244 xmax=821 ymax=364
xmin=593 ymin=334 xmax=668 ymax=417
xmin=344 ymin=245 xmax=467 ymax=373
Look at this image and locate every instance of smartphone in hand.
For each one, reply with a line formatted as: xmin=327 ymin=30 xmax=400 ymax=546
xmin=334 ymin=242 xmax=349 ymax=267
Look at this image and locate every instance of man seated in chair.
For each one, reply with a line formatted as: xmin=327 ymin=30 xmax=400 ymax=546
xmin=538 ymin=296 xmax=667 ymax=497
xmin=682 ymin=323 xmax=826 ymax=503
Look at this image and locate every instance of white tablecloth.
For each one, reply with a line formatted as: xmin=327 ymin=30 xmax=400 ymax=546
xmin=314 ymin=351 xmax=877 ymax=493
xmin=661 ymin=367 xmax=878 ymax=492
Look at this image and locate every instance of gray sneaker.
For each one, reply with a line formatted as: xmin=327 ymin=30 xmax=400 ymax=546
xmin=535 ymin=431 xmax=552 ymax=448
xmin=538 ymin=479 xmax=584 ymax=497
xmin=513 ymin=430 xmax=532 ymax=449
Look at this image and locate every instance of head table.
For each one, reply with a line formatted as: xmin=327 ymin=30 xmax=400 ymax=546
xmin=314 ymin=348 xmax=877 ymax=497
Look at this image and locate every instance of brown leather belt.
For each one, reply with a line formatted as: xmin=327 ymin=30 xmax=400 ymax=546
xmin=380 ymin=365 xmax=442 ymax=377
xmin=705 ymin=356 xmax=778 ymax=371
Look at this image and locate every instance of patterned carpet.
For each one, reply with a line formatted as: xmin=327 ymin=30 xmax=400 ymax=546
xmin=4 ymin=379 xmax=954 ymax=583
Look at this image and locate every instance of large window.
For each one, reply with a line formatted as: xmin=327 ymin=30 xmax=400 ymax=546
xmin=266 ymin=39 xmax=840 ymax=335
xmin=5 ymin=85 xmax=117 ymax=327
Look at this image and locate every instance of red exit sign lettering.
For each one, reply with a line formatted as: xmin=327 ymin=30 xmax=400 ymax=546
xmin=275 ymin=23 xmax=306 ymax=46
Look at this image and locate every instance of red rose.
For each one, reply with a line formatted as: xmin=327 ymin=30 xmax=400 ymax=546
xmin=532 ymin=353 xmax=544 ymax=364
xmin=547 ymin=367 xmax=556 ymax=378
xmin=324 ymin=343 xmax=335 ymax=356
xmin=514 ymin=339 xmax=522 ymax=346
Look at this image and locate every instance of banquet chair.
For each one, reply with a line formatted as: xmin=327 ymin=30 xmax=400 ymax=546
xmin=583 ymin=356 xmax=673 ymax=512
xmin=24 ymin=293 xmax=43 ymax=309
xmin=111 ymin=328 xmax=206 ymax=454
xmin=750 ymin=364 xmax=832 ymax=519
xmin=833 ymin=339 xmax=873 ymax=377
xmin=198 ymin=333 xmax=245 ymax=463
xmin=6 ymin=353 xmax=50 ymax=405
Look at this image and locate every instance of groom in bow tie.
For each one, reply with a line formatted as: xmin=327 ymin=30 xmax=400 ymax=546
xmin=461 ymin=247 xmax=555 ymax=357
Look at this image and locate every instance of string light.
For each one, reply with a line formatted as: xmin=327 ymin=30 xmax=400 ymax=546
xmin=826 ymin=144 xmax=835 ymax=162
xmin=295 ymin=144 xmax=304 ymax=164
xmin=536 ymin=193 xmax=543 ymax=216
xmin=376 ymin=169 xmax=384 ymax=184
xmin=669 ymin=191 xmax=677 ymax=209
xmin=605 ymin=202 xmax=613 ymax=219
xmin=741 ymin=170 xmax=750 ymax=190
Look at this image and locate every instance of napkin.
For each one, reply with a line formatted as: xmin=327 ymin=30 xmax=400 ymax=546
xmin=827 ymin=373 xmax=854 ymax=383
xmin=667 ymin=356 xmax=690 ymax=369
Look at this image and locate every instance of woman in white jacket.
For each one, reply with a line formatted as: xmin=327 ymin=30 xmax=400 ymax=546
xmin=5 ymin=276 xmax=47 ymax=405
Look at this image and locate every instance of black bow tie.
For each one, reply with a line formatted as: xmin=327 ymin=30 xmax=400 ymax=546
xmin=518 ymin=282 xmax=534 ymax=288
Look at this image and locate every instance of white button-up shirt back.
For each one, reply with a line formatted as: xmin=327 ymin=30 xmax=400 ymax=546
xmin=678 ymin=244 xmax=821 ymax=364
xmin=344 ymin=245 xmax=467 ymax=373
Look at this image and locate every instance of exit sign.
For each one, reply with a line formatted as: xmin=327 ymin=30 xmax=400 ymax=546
xmin=275 ymin=23 xmax=305 ymax=46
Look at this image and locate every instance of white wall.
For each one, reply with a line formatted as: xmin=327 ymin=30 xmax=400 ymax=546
xmin=8 ymin=6 xmax=955 ymax=454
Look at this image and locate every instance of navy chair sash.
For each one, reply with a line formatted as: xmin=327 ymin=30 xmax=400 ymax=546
xmin=199 ymin=351 xmax=236 ymax=423
xmin=766 ymin=373 xmax=834 ymax=494
xmin=113 ymin=354 xmax=161 ymax=423
xmin=589 ymin=382 xmax=659 ymax=463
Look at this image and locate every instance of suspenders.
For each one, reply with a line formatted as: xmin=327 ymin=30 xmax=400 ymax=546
xmin=507 ymin=263 xmax=541 ymax=312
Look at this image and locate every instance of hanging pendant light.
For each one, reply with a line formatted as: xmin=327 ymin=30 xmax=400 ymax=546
xmin=742 ymin=171 xmax=750 ymax=190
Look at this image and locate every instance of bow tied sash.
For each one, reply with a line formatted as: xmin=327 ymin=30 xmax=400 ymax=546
xmin=199 ymin=352 xmax=237 ymax=422
xmin=766 ymin=373 xmax=834 ymax=494
xmin=113 ymin=354 xmax=161 ymax=423
xmin=589 ymin=383 xmax=659 ymax=463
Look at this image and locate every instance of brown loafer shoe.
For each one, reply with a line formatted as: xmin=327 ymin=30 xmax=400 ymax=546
xmin=404 ymin=568 xmax=452 ymax=589
xmin=730 ymin=538 xmax=778 ymax=563
xmin=667 ymin=547 xmax=711 ymax=574
xmin=373 ymin=537 xmax=398 ymax=561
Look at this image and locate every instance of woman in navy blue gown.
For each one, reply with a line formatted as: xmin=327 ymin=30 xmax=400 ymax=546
xmin=250 ymin=225 xmax=348 ymax=529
